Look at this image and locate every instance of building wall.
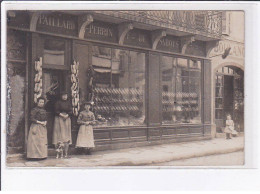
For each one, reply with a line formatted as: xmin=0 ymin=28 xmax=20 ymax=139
xmin=209 ymin=11 xmax=245 ymax=137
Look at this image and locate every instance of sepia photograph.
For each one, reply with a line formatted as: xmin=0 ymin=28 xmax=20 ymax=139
xmin=4 ymin=8 xmax=245 ymax=168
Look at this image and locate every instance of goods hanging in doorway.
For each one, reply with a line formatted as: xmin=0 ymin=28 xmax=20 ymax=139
xmin=71 ymin=60 xmax=80 ymax=116
xmin=34 ymin=57 xmax=43 ymax=103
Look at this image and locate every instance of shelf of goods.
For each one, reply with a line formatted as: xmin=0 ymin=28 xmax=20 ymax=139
xmin=93 ymin=87 xmax=144 ymax=113
xmin=162 ymin=92 xmax=199 ymax=113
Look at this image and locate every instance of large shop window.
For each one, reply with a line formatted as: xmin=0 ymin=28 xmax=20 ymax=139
xmin=92 ymin=46 xmax=146 ymax=127
xmin=161 ymin=56 xmax=202 ymax=124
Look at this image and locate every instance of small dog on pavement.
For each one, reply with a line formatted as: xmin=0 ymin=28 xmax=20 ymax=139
xmin=55 ymin=141 xmax=64 ymax=159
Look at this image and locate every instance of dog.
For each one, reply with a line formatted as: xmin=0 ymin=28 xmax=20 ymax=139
xmin=55 ymin=141 xmax=64 ymax=159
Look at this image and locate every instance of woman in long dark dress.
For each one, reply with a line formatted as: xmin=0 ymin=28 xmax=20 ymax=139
xmin=52 ymin=92 xmax=72 ymax=158
xmin=27 ymin=97 xmax=48 ymax=160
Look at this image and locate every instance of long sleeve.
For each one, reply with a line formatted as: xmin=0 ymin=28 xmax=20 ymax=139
xmin=91 ymin=112 xmax=95 ymax=121
xmin=30 ymin=108 xmax=38 ymax=123
xmin=67 ymin=103 xmax=73 ymax=116
xmin=54 ymin=101 xmax=61 ymax=116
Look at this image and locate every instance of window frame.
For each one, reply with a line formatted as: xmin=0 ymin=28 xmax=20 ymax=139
xmin=160 ymin=53 xmax=203 ymax=126
xmin=91 ymin=44 xmax=148 ymax=128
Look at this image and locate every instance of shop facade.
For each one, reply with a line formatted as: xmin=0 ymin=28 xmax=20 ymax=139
xmin=210 ymin=39 xmax=244 ymax=134
xmin=209 ymin=11 xmax=244 ymax=135
xmin=6 ymin=10 xmax=223 ymax=153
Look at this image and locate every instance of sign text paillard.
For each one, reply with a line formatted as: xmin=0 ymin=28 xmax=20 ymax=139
xmin=38 ymin=14 xmax=75 ymax=30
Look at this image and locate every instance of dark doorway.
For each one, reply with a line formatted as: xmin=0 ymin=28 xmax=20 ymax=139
xmin=43 ymin=69 xmax=66 ymax=146
xmin=223 ymin=75 xmax=234 ymax=119
xmin=215 ymin=66 xmax=244 ymax=133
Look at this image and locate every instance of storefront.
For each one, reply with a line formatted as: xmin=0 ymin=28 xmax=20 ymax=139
xmin=209 ymin=40 xmax=244 ymax=134
xmin=6 ymin=10 xmax=223 ymax=153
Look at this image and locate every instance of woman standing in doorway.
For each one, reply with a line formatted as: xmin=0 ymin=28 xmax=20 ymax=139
xmin=76 ymin=101 xmax=96 ymax=155
xmin=53 ymin=91 xmax=72 ymax=158
xmin=27 ymin=97 xmax=48 ymax=160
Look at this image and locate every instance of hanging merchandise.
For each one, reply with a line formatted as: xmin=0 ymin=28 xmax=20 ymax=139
xmin=34 ymin=57 xmax=43 ymax=103
xmin=71 ymin=60 xmax=80 ymax=116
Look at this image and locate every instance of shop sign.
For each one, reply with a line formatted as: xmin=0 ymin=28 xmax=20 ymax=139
xmin=36 ymin=13 xmax=78 ymax=36
xmin=84 ymin=21 xmax=117 ymax=43
xmin=185 ymin=40 xmax=206 ymax=57
xmin=156 ymin=36 xmax=180 ymax=53
xmin=7 ymin=11 xmax=30 ymax=29
xmin=209 ymin=40 xmax=245 ymax=59
xmin=124 ymin=29 xmax=151 ymax=48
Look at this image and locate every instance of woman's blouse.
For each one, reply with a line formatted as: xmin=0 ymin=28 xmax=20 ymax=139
xmin=77 ymin=110 xmax=95 ymax=125
xmin=226 ymin=120 xmax=234 ymax=127
xmin=55 ymin=100 xmax=72 ymax=116
xmin=30 ymin=106 xmax=47 ymax=123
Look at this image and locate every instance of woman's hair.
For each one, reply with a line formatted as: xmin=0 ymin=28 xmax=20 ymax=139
xmin=37 ymin=97 xmax=45 ymax=103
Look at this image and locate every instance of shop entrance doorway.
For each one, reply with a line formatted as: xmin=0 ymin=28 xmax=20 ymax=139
xmin=223 ymin=75 xmax=234 ymax=119
xmin=215 ymin=66 xmax=244 ymax=133
xmin=33 ymin=35 xmax=71 ymax=146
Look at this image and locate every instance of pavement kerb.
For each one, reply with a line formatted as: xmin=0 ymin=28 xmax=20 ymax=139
xmin=6 ymin=137 xmax=244 ymax=167
xmin=118 ymin=147 xmax=244 ymax=166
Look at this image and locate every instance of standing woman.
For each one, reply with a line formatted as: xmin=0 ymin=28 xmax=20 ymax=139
xmin=27 ymin=97 xmax=48 ymax=160
xmin=53 ymin=92 xmax=72 ymax=158
xmin=76 ymin=101 xmax=96 ymax=155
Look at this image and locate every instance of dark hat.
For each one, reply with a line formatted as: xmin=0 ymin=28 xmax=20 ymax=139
xmin=60 ymin=91 xmax=68 ymax=95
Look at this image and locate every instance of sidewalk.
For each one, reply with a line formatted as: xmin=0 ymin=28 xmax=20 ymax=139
xmin=6 ymin=136 xmax=244 ymax=167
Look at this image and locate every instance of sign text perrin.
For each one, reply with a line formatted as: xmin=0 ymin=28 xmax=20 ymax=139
xmin=85 ymin=24 xmax=113 ymax=37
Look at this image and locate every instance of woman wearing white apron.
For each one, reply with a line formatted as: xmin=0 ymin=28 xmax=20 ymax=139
xmin=76 ymin=101 xmax=96 ymax=155
xmin=27 ymin=97 xmax=48 ymax=160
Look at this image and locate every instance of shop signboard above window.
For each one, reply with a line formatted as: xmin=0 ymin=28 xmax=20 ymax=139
xmin=36 ymin=13 xmax=78 ymax=36
xmin=124 ymin=29 xmax=151 ymax=48
xmin=185 ymin=40 xmax=206 ymax=57
xmin=209 ymin=40 xmax=245 ymax=59
xmin=84 ymin=21 xmax=118 ymax=43
xmin=156 ymin=35 xmax=181 ymax=53
xmin=7 ymin=11 xmax=30 ymax=30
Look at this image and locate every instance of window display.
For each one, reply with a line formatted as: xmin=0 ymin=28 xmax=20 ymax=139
xmin=161 ymin=57 xmax=202 ymax=124
xmin=92 ymin=46 xmax=146 ymax=127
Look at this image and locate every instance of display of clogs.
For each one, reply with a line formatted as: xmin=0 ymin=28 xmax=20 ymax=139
xmin=34 ymin=57 xmax=43 ymax=103
xmin=71 ymin=61 xmax=80 ymax=116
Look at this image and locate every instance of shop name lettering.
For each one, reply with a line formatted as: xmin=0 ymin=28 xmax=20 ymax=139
xmin=213 ymin=41 xmax=244 ymax=58
xmin=38 ymin=14 xmax=75 ymax=30
xmin=159 ymin=38 xmax=180 ymax=49
xmin=126 ymin=32 xmax=145 ymax=43
xmin=86 ymin=24 xmax=113 ymax=37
